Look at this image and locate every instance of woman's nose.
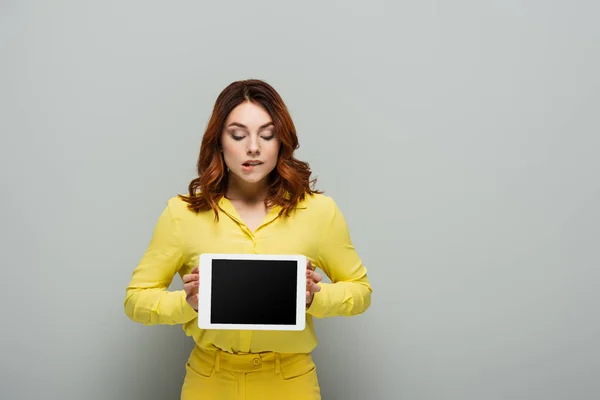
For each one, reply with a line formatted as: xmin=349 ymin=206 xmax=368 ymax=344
xmin=246 ymin=139 xmax=260 ymax=155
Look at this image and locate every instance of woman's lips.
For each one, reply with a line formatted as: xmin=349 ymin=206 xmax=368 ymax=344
xmin=241 ymin=162 xmax=263 ymax=172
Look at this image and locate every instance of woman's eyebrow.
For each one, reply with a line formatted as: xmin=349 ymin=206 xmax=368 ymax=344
xmin=226 ymin=122 xmax=274 ymax=130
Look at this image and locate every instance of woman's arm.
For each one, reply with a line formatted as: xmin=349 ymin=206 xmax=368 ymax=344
xmin=307 ymin=196 xmax=373 ymax=318
xmin=124 ymin=199 xmax=198 ymax=325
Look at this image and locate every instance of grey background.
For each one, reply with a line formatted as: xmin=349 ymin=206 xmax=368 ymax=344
xmin=1 ymin=1 xmax=599 ymax=399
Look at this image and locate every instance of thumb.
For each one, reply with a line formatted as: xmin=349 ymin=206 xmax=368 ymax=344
xmin=306 ymin=259 xmax=314 ymax=271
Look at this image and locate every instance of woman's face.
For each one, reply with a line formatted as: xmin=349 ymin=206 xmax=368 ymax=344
xmin=221 ymin=101 xmax=281 ymax=185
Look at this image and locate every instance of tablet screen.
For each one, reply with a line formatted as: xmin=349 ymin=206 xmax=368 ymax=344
xmin=210 ymin=259 xmax=298 ymax=325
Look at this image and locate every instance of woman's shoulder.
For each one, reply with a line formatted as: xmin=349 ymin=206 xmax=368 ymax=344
xmin=163 ymin=194 xmax=208 ymax=219
xmin=165 ymin=195 xmax=189 ymax=210
xmin=300 ymin=192 xmax=338 ymax=213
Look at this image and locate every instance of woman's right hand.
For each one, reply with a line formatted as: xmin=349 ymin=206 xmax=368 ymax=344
xmin=183 ymin=266 xmax=200 ymax=311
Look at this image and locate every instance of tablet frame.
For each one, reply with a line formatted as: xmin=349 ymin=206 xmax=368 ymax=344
xmin=197 ymin=253 xmax=307 ymax=331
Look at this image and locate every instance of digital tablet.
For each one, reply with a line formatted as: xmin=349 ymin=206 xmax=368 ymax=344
xmin=197 ymin=253 xmax=307 ymax=331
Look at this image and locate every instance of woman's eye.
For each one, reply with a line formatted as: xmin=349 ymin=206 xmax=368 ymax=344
xmin=261 ymin=135 xmax=275 ymax=141
xmin=231 ymin=134 xmax=245 ymax=141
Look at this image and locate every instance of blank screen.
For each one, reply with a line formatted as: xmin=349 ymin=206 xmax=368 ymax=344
xmin=210 ymin=259 xmax=298 ymax=325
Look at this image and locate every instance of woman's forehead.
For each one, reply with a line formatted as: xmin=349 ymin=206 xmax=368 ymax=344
xmin=225 ymin=102 xmax=273 ymax=128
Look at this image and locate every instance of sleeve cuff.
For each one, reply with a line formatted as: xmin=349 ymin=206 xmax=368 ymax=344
xmin=306 ymin=282 xmax=329 ymax=318
xmin=179 ymin=290 xmax=199 ymax=323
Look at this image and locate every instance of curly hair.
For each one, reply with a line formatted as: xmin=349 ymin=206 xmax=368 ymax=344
xmin=179 ymin=79 xmax=321 ymax=220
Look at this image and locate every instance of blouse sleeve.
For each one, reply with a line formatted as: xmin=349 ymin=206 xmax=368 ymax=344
xmin=124 ymin=199 xmax=198 ymax=325
xmin=307 ymin=197 xmax=373 ymax=318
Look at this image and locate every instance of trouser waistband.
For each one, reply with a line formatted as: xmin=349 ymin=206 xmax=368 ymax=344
xmin=192 ymin=347 xmax=311 ymax=375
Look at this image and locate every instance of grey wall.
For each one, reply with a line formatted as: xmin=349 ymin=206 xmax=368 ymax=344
xmin=2 ymin=1 xmax=599 ymax=399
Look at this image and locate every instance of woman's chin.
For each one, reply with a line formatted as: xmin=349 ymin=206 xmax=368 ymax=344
xmin=242 ymin=177 xmax=265 ymax=184
xmin=230 ymin=171 xmax=269 ymax=185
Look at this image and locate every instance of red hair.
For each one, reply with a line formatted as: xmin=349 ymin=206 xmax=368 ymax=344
xmin=179 ymin=79 xmax=321 ymax=219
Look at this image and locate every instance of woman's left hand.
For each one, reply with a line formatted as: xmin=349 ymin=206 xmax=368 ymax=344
xmin=306 ymin=259 xmax=322 ymax=307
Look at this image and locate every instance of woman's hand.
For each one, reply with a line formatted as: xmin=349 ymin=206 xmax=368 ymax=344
xmin=183 ymin=266 xmax=200 ymax=311
xmin=306 ymin=260 xmax=322 ymax=307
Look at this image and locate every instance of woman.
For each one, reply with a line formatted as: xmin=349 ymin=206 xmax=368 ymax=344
xmin=124 ymin=79 xmax=373 ymax=399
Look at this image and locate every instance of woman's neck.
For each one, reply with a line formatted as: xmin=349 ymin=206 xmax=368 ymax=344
xmin=225 ymin=174 xmax=269 ymax=204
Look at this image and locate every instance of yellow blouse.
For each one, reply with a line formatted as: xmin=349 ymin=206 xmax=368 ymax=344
xmin=124 ymin=193 xmax=372 ymax=354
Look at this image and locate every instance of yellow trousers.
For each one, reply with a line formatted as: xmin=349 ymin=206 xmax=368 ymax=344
xmin=181 ymin=346 xmax=322 ymax=400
